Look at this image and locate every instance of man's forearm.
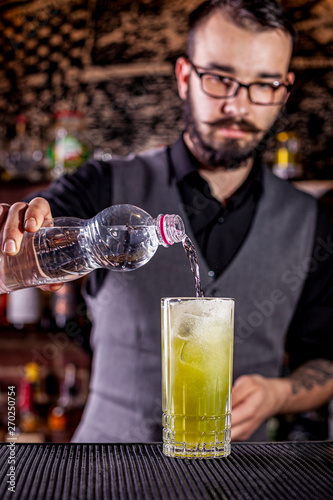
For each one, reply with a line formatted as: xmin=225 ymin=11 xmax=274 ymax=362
xmin=277 ymin=359 xmax=333 ymax=415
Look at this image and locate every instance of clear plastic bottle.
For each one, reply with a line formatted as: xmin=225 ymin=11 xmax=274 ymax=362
xmin=0 ymin=204 xmax=185 ymax=294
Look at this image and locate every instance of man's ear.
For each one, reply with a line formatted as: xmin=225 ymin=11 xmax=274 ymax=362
xmin=284 ymin=71 xmax=295 ymax=103
xmin=175 ymin=57 xmax=191 ymax=101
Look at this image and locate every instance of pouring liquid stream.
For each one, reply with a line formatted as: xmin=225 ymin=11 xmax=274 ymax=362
xmin=182 ymin=235 xmax=204 ymax=298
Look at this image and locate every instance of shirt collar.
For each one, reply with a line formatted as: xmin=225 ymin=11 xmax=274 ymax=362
xmin=169 ymin=134 xmax=201 ymax=182
xmin=169 ymin=134 xmax=263 ymax=207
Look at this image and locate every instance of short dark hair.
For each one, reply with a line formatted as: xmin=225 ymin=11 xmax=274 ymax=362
xmin=188 ymin=0 xmax=297 ymax=59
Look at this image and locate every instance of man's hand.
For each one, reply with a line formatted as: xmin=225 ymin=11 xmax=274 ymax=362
xmin=231 ymin=360 xmax=333 ymax=441
xmin=0 ymin=197 xmax=63 ymax=292
xmin=231 ymin=374 xmax=290 ymax=441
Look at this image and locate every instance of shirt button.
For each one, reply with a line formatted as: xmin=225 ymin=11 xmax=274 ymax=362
xmin=218 ymin=217 xmax=225 ymax=224
xmin=208 ymin=270 xmax=215 ymax=278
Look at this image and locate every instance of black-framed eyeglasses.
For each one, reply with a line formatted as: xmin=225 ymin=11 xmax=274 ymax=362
xmin=188 ymin=60 xmax=292 ymax=106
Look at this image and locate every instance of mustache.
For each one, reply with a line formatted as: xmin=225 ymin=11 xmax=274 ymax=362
xmin=204 ymin=118 xmax=261 ymax=133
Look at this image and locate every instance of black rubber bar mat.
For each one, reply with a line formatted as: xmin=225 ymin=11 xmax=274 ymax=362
xmin=0 ymin=441 xmax=332 ymax=499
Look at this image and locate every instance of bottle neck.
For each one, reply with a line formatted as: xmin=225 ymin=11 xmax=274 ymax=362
xmin=155 ymin=214 xmax=185 ymax=247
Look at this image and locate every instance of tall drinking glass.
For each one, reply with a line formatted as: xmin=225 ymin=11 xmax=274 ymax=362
xmin=161 ymin=297 xmax=234 ymax=459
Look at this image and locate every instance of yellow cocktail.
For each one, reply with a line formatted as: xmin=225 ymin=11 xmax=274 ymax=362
xmin=161 ymin=297 xmax=234 ymax=458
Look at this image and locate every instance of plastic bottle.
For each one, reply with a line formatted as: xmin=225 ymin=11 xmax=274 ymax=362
xmin=0 ymin=204 xmax=185 ymax=293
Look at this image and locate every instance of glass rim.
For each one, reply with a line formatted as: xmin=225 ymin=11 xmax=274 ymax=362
xmin=161 ymin=297 xmax=235 ymax=303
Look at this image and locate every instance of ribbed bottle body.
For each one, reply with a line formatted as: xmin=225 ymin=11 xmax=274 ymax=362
xmin=84 ymin=216 xmax=159 ymax=272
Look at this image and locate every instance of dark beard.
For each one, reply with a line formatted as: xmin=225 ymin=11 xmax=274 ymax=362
xmin=183 ymin=93 xmax=269 ymax=170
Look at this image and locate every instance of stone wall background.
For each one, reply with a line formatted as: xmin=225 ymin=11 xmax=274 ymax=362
xmin=0 ymin=0 xmax=332 ymax=178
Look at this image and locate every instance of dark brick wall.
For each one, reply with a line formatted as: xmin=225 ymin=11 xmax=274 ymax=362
xmin=0 ymin=0 xmax=332 ymax=176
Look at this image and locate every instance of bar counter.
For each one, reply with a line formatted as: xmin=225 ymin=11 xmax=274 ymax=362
xmin=0 ymin=441 xmax=332 ymax=499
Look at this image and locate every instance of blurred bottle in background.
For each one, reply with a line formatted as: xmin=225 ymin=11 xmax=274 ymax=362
xmin=48 ymin=363 xmax=82 ymax=442
xmin=51 ymin=282 xmax=79 ymax=330
xmin=59 ymin=363 xmax=78 ymax=409
xmin=0 ymin=293 xmax=9 ymax=328
xmin=272 ymin=131 xmax=303 ymax=180
xmin=6 ymin=288 xmax=41 ymax=330
xmin=0 ymin=124 xmax=9 ymax=182
xmin=5 ymin=115 xmax=46 ymax=182
xmin=19 ymin=362 xmax=42 ymax=437
xmin=47 ymin=111 xmax=91 ymax=179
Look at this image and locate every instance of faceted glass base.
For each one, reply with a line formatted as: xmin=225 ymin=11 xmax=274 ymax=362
xmin=163 ymin=412 xmax=231 ymax=459
xmin=163 ymin=441 xmax=231 ymax=459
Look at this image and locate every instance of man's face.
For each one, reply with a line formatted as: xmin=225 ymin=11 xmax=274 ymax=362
xmin=176 ymin=12 xmax=294 ymax=169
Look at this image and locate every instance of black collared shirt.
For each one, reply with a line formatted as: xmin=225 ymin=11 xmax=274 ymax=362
xmin=169 ymin=136 xmax=263 ymax=278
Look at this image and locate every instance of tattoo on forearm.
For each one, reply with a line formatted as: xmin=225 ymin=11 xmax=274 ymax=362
xmin=290 ymin=359 xmax=333 ymax=395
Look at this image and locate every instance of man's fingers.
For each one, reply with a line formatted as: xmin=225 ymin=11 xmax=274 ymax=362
xmin=24 ymin=197 xmax=53 ymax=232
xmin=2 ymin=202 xmax=29 ymax=255
xmin=1 ymin=198 xmax=53 ymax=255
xmin=0 ymin=204 xmax=10 ymax=228
xmin=232 ymin=375 xmax=255 ymax=407
xmin=39 ymin=283 xmax=64 ymax=292
xmin=231 ymin=420 xmax=254 ymax=442
xmin=231 ymin=399 xmax=251 ymax=427
xmin=231 ymin=389 xmax=263 ymax=441
xmin=1 ymin=198 xmax=63 ymax=292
